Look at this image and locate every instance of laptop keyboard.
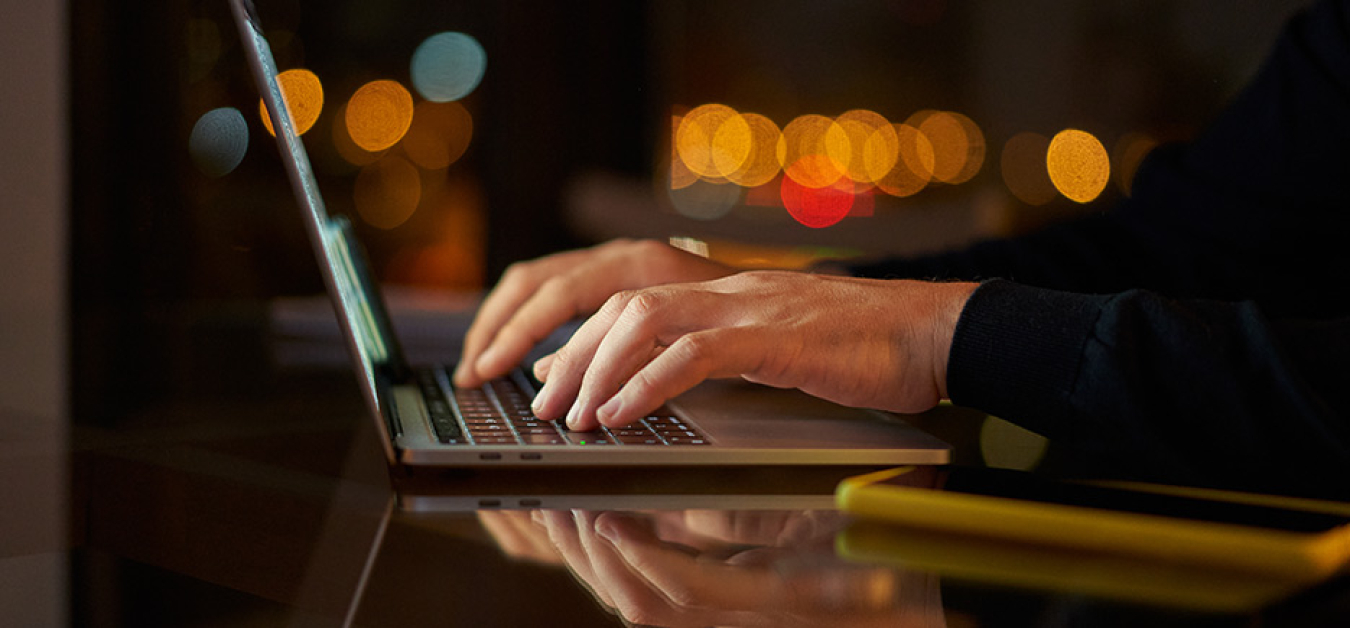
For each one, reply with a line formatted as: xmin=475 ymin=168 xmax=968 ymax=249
xmin=415 ymin=368 xmax=711 ymax=446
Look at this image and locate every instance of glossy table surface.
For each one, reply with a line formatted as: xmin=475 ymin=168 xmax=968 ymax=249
xmin=61 ymin=365 xmax=1350 ymax=628
xmin=50 ymin=296 xmax=1350 ymax=627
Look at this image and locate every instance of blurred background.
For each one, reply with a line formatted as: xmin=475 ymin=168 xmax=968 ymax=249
xmin=64 ymin=0 xmax=1312 ymax=428
xmin=0 ymin=1 xmax=1320 ymax=623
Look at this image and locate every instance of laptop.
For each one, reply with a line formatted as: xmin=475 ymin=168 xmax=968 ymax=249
xmin=228 ymin=0 xmax=950 ymax=469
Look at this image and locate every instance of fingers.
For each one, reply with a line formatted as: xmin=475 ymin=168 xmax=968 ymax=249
xmin=456 ymin=239 xmax=735 ymax=388
xmin=538 ymin=286 xmax=754 ymax=431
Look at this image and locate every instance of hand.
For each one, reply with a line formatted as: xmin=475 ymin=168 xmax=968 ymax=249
xmin=453 ymin=239 xmax=734 ymax=388
xmin=528 ymin=509 xmax=943 ymax=628
xmin=530 ymin=271 xmax=977 ymax=430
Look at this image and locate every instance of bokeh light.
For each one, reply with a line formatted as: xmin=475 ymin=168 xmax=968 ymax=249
xmin=778 ymin=114 xmax=849 ymax=189
xmin=346 ymin=79 xmax=415 ymax=152
xmin=410 ymin=32 xmax=487 ymax=103
xmin=189 ymin=107 xmax=248 ymax=178
xmin=676 ymin=103 xmax=745 ymax=180
xmin=724 ymin=112 xmax=782 ymax=188
xmin=781 ymin=174 xmax=853 ymax=228
xmin=331 ymin=103 xmax=384 ymax=166
xmin=402 ymin=100 xmax=473 ymax=171
xmin=1000 ymin=132 xmax=1056 ymax=206
xmin=354 ymin=154 xmax=422 ymax=229
xmin=836 ymin=109 xmax=890 ymax=185
xmin=1047 ymin=129 xmax=1110 ymax=203
xmin=1112 ymin=132 xmax=1158 ymax=196
xmin=668 ymin=114 xmax=699 ymax=190
xmin=668 ymin=179 xmax=742 ymax=220
xmin=911 ymin=110 xmax=984 ymax=184
xmin=259 ymin=68 xmax=324 ymax=137
xmin=873 ymin=123 xmax=934 ymax=197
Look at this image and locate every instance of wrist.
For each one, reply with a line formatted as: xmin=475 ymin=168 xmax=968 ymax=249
xmin=928 ymin=281 xmax=979 ymax=400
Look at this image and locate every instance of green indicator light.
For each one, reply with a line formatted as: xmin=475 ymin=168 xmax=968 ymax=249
xmin=580 ymin=440 xmax=588 ymax=445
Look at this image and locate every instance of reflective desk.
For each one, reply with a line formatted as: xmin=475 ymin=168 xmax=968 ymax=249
xmin=65 ymin=364 xmax=1350 ymax=628
xmin=60 ymin=294 xmax=1350 ymax=628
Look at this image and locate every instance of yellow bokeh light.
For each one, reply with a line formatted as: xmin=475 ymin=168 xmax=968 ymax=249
xmin=778 ymin=114 xmax=849 ymax=188
xmin=402 ymin=100 xmax=473 ymax=171
xmin=724 ymin=112 xmax=782 ymax=188
xmin=354 ymin=154 xmax=422 ymax=229
xmin=1001 ymin=132 xmax=1056 ymax=206
xmin=260 ymin=68 xmax=324 ymax=137
xmin=346 ymin=79 xmax=415 ymax=152
xmin=332 ymin=103 xmax=384 ymax=166
xmin=669 ymin=114 xmax=699 ymax=190
xmin=874 ymin=123 xmax=934 ymax=198
xmin=1047 ymin=129 xmax=1111 ymax=204
xmin=676 ymin=104 xmax=746 ymax=180
xmin=911 ymin=110 xmax=984 ymax=184
xmin=836 ymin=109 xmax=892 ymax=184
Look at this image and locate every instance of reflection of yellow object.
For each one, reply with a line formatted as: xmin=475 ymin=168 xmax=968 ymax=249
xmin=346 ymin=80 xmax=415 ymax=152
xmin=837 ymin=466 xmax=1350 ymax=583
xmin=354 ymin=155 xmax=421 ymax=229
xmin=260 ymin=68 xmax=323 ymax=136
xmin=1047 ymin=129 xmax=1110 ymax=203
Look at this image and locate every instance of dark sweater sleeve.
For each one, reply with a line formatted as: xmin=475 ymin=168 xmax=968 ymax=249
xmin=948 ymin=280 xmax=1350 ymax=498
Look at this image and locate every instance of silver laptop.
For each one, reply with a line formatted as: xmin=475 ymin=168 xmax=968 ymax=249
xmin=228 ymin=0 xmax=949 ymax=469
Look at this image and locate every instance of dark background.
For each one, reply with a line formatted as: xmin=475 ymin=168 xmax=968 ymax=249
xmin=66 ymin=0 xmax=1312 ymax=425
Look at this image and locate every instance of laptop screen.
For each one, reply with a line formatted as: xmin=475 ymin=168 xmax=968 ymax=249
xmin=229 ymin=0 xmax=408 ymax=425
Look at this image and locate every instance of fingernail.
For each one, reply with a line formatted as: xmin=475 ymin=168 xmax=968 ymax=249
xmin=565 ymin=403 xmax=581 ymax=429
xmin=531 ymin=384 xmax=552 ymax=415
xmin=597 ymin=396 xmax=623 ymax=426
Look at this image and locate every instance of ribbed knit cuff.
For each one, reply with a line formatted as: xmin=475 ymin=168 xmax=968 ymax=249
xmin=947 ymin=279 xmax=1106 ymax=436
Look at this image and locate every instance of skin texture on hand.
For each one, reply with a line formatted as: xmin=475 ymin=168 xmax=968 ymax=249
xmin=454 ymin=239 xmax=734 ymax=388
xmin=531 ymin=272 xmax=977 ymax=431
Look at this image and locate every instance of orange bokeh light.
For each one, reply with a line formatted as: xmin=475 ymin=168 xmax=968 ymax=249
xmin=354 ymin=154 xmax=422 ymax=229
xmin=260 ymin=68 xmax=324 ymax=137
xmin=1047 ymin=129 xmax=1110 ymax=203
xmin=874 ymin=123 xmax=934 ymax=197
xmin=778 ymin=114 xmax=849 ymax=189
xmin=910 ymin=110 xmax=984 ymax=184
xmin=402 ymin=100 xmax=473 ymax=171
xmin=346 ymin=79 xmax=415 ymax=152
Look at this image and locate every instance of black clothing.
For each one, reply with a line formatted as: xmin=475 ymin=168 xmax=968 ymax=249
xmin=848 ymin=0 xmax=1350 ymax=497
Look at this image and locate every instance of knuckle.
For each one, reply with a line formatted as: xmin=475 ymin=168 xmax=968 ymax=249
xmin=623 ymin=290 xmax=668 ymax=318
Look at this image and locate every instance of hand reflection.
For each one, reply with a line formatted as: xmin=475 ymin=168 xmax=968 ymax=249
xmin=483 ymin=508 xmax=945 ymax=628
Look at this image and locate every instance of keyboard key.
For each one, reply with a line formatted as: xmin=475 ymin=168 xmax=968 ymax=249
xmin=520 ymin=434 xmax=566 ymax=445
